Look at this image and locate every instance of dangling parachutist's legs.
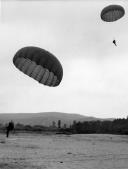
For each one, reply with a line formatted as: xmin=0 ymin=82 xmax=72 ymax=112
xmin=113 ymin=40 xmax=117 ymax=46
xmin=6 ymin=128 xmax=10 ymax=138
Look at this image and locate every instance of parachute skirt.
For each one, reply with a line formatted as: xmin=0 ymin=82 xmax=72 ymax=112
xmin=14 ymin=57 xmax=59 ymax=86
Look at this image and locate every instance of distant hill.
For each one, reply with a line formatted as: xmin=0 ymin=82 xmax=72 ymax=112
xmin=0 ymin=112 xmax=114 ymax=127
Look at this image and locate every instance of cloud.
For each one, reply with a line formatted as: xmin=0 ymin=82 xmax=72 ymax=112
xmin=0 ymin=0 xmax=128 ymax=118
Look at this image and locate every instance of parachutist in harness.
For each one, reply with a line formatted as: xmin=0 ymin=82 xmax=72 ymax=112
xmin=101 ymin=5 xmax=125 ymax=48
xmin=113 ymin=40 xmax=117 ymax=46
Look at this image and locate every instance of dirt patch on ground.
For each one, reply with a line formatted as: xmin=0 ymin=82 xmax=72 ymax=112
xmin=0 ymin=133 xmax=128 ymax=169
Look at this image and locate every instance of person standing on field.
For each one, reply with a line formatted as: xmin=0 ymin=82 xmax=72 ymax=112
xmin=6 ymin=121 xmax=14 ymax=138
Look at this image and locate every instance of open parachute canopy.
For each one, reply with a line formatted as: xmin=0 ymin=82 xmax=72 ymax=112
xmin=101 ymin=5 xmax=125 ymax=22
xmin=13 ymin=46 xmax=63 ymax=87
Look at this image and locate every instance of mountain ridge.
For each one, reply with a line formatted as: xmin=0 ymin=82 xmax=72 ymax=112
xmin=0 ymin=112 xmax=114 ymax=126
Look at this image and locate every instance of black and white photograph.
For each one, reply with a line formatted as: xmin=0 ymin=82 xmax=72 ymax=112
xmin=0 ymin=0 xmax=128 ymax=168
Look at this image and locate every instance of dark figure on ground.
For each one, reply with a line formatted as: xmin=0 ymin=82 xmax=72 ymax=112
xmin=6 ymin=121 xmax=14 ymax=138
xmin=113 ymin=40 xmax=117 ymax=46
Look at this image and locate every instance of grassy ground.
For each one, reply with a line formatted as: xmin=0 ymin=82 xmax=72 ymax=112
xmin=0 ymin=133 xmax=128 ymax=169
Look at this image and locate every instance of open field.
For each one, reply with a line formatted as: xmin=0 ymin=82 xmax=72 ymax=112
xmin=0 ymin=133 xmax=128 ymax=169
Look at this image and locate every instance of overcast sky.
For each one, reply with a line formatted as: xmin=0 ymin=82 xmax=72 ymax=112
xmin=0 ymin=0 xmax=128 ymax=118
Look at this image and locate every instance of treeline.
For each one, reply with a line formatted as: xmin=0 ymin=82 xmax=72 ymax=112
xmin=0 ymin=120 xmax=65 ymax=133
xmin=0 ymin=117 xmax=128 ymax=135
xmin=58 ymin=117 xmax=128 ymax=135
xmin=67 ymin=117 xmax=128 ymax=135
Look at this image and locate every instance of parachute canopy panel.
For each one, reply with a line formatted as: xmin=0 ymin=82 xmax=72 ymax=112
xmin=101 ymin=5 xmax=125 ymax=22
xmin=13 ymin=46 xmax=63 ymax=87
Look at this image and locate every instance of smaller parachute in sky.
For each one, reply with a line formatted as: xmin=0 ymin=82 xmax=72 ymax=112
xmin=13 ymin=46 xmax=63 ymax=87
xmin=101 ymin=4 xmax=125 ymax=22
